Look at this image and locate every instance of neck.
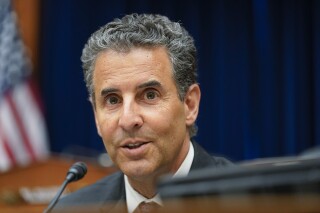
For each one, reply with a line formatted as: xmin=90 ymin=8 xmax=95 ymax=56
xmin=128 ymin=176 xmax=158 ymax=198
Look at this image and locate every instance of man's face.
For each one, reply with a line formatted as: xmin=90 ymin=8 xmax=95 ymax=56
xmin=92 ymin=47 xmax=198 ymax=180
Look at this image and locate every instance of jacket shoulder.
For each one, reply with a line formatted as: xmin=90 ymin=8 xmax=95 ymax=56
xmin=191 ymin=141 xmax=233 ymax=170
xmin=53 ymin=171 xmax=125 ymax=209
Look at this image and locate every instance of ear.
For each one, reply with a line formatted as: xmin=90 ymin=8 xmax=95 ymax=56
xmin=90 ymin=96 xmax=102 ymax=137
xmin=184 ymin=84 xmax=201 ymax=126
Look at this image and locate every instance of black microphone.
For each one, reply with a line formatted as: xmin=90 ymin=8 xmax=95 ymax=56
xmin=44 ymin=162 xmax=87 ymax=213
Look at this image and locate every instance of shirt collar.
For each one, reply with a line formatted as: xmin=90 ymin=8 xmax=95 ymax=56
xmin=124 ymin=141 xmax=194 ymax=213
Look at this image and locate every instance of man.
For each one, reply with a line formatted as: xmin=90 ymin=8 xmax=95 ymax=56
xmin=54 ymin=13 xmax=232 ymax=212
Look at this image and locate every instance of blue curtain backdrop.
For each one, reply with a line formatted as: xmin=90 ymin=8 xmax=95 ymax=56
xmin=40 ymin=0 xmax=320 ymax=162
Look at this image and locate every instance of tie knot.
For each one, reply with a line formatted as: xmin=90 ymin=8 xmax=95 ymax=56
xmin=133 ymin=201 xmax=161 ymax=213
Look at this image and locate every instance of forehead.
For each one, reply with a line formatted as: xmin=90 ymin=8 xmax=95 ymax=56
xmin=93 ymin=47 xmax=176 ymax=92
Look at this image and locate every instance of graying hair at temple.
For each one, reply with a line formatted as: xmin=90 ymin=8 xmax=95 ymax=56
xmin=81 ymin=13 xmax=198 ymax=137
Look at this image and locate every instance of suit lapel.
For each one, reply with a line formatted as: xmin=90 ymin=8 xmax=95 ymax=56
xmin=99 ymin=172 xmax=127 ymax=212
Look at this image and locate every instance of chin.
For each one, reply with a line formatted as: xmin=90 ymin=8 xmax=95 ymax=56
xmin=122 ymin=164 xmax=156 ymax=179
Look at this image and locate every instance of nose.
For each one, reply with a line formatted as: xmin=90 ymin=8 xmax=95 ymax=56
xmin=118 ymin=100 xmax=143 ymax=132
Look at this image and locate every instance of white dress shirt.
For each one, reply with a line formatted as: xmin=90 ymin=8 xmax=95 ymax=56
xmin=125 ymin=142 xmax=195 ymax=213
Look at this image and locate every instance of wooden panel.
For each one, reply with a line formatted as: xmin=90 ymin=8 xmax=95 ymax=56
xmin=0 ymin=156 xmax=117 ymax=212
xmin=161 ymin=195 xmax=320 ymax=213
xmin=31 ymin=194 xmax=320 ymax=213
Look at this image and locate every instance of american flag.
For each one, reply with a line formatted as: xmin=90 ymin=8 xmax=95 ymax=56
xmin=0 ymin=0 xmax=49 ymax=172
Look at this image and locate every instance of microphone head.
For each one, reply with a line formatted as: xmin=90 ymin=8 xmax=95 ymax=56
xmin=66 ymin=162 xmax=87 ymax=182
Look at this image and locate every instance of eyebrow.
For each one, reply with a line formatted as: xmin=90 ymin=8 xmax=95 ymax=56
xmin=137 ymin=80 xmax=162 ymax=89
xmin=100 ymin=88 xmax=119 ymax=97
xmin=99 ymin=80 xmax=162 ymax=97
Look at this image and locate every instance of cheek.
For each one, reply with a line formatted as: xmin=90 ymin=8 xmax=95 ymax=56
xmin=167 ymin=104 xmax=186 ymax=131
xmin=144 ymin=108 xmax=179 ymax=136
xmin=96 ymin=115 xmax=119 ymax=149
xmin=150 ymin=103 xmax=187 ymax=143
xmin=96 ymin=111 xmax=119 ymax=134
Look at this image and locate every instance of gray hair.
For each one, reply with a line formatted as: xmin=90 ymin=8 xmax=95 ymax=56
xmin=81 ymin=13 xmax=198 ymax=137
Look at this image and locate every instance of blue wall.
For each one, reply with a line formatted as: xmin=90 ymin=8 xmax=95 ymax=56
xmin=40 ymin=0 xmax=320 ymax=162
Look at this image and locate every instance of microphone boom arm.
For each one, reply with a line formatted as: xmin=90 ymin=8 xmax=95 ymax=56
xmin=43 ymin=162 xmax=87 ymax=213
xmin=44 ymin=179 xmax=69 ymax=213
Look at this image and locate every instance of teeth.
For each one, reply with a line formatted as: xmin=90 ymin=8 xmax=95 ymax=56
xmin=127 ymin=143 xmax=142 ymax=148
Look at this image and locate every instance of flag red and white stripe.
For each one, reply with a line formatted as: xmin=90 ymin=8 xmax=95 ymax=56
xmin=0 ymin=0 xmax=49 ymax=172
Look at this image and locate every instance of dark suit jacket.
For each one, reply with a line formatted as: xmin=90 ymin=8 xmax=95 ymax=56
xmin=53 ymin=142 xmax=232 ymax=212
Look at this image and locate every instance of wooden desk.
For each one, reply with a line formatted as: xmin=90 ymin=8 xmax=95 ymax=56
xmin=0 ymin=156 xmax=117 ymax=213
xmin=45 ymin=194 xmax=320 ymax=213
xmin=162 ymin=194 xmax=320 ymax=213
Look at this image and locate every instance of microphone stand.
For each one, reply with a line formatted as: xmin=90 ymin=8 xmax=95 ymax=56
xmin=43 ymin=162 xmax=87 ymax=213
xmin=43 ymin=179 xmax=70 ymax=213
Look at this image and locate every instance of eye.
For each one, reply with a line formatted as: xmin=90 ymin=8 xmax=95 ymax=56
xmin=145 ymin=91 xmax=156 ymax=100
xmin=143 ymin=89 xmax=160 ymax=102
xmin=106 ymin=95 xmax=121 ymax=105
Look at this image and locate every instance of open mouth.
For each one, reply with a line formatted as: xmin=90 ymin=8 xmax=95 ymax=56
xmin=123 ymin=142 xmax=149 ymax=149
